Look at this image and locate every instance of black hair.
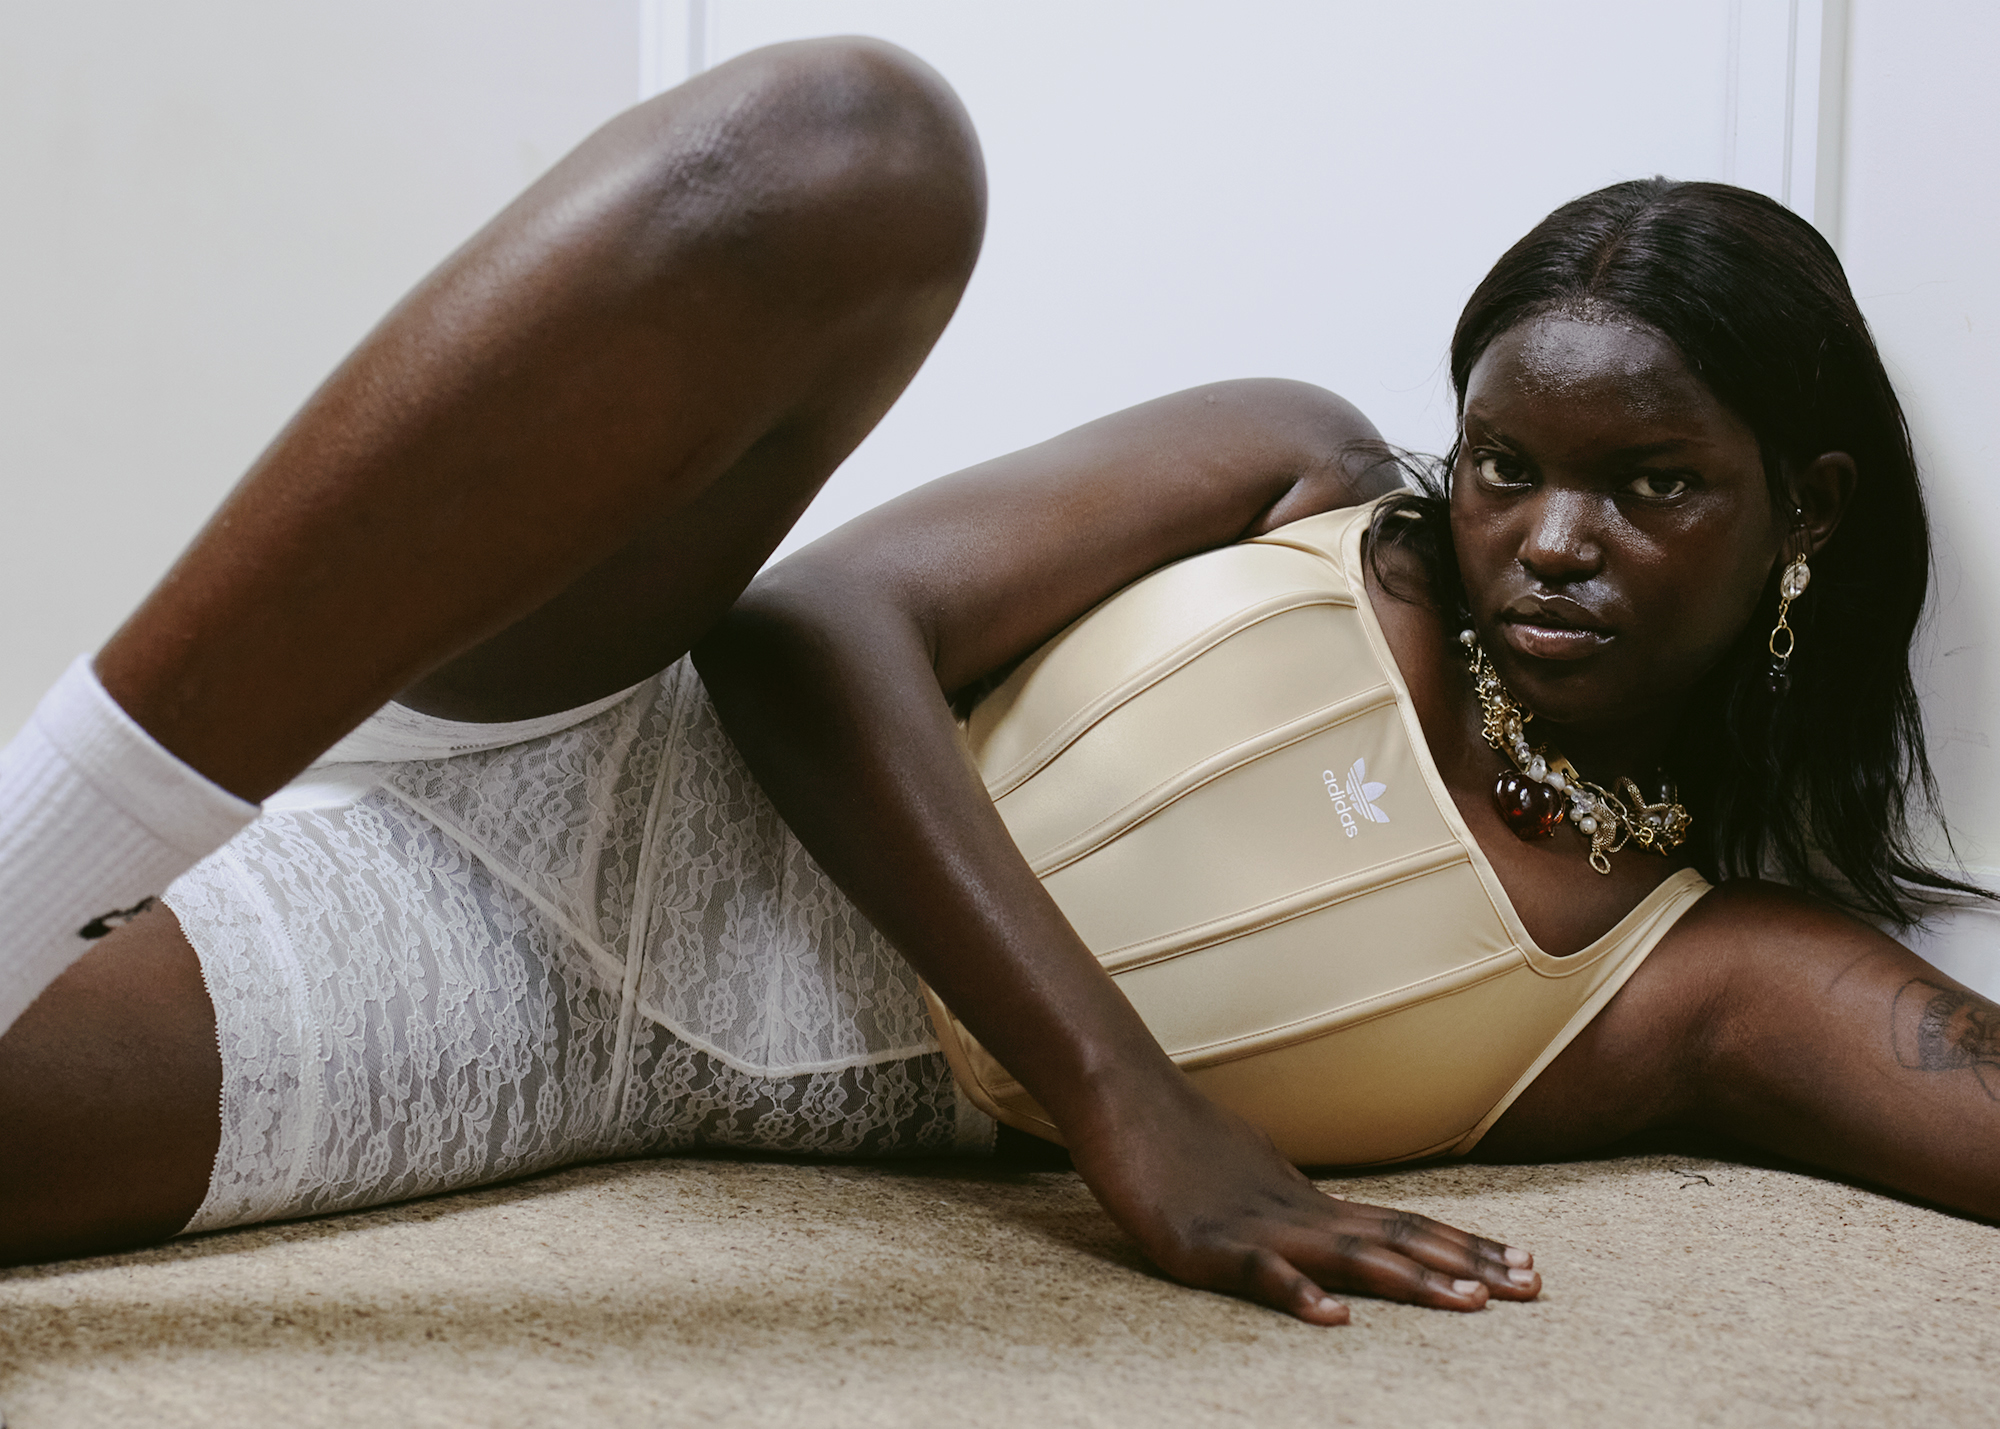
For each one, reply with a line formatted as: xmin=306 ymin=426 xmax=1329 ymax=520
xmin=1369 ymin=177 xmax=1982 ymax=925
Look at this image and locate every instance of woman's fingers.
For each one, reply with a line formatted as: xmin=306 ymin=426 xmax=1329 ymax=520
xmin=1221 ymin=1237 xmax=1484 ymax=1322
xmin=1291 ymin=1231 xmax=1496 ymax=1311
xmin=1336 ymin=1198 xmax=1530 ymax=1267
xmin=1197 ymin=1197 xmax=1543 ymax=1320
xmin=1240 ymin=1249 xmax=1353 ymax=1325
xmin=1312 ymin=1203 xmax=1542 ymax=1300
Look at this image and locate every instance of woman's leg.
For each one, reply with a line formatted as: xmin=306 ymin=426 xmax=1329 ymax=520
xmin=0 ymin=36 xmax=983 ymax=1263
xmin=0 ymin=907 xmax=217 ymax=1261
xmin=1478 ymin=881 xmax=2000 ymax=1220
xmin=97 ymin=35 xmax=984 ymax=801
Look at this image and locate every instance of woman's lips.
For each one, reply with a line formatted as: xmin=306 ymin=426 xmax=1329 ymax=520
xmin=1497 ymin=618 xmax=1612 ymax=661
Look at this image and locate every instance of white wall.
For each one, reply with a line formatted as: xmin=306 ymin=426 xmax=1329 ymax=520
xmin=1839 ymin=0 xmax=2000 ymax=875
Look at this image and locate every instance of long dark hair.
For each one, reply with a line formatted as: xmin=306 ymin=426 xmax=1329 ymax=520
xmin=1371 ymin=177 xmax=1980 ymax=924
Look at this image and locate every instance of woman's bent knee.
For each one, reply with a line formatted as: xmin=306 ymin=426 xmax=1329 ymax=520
xmin=614 ymin=37 xmax=987 ymax=300
xmin=0 ymin=906 xmax=219 ymax=1264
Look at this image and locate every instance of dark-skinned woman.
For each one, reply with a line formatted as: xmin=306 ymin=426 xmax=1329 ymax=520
xmin=0 ymin=40 xmax=1992 ymax=1324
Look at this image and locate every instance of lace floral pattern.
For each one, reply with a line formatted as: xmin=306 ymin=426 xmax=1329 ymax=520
xmin=169 ymin=660 xmax=988 ymax=1234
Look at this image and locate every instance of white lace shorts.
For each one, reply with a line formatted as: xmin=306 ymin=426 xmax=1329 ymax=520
xmin=166 ymin=658 xmax=993 ymax=1235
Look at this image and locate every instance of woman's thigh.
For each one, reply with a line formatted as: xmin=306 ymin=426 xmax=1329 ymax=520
xmin=96 ymin=37 xmax=986 ymax=796
xmin=393 ymin=47 xmax=990 ymax=725
xmin=0 ymin=904 xmax=220 ymax=1264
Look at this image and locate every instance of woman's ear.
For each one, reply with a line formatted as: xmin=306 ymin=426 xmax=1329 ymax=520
xmin=1792 ymin=451 xmax=1857 ymax=558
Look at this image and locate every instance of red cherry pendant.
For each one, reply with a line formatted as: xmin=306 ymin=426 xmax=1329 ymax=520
xmin=1494 ymin=771 xmax=1565 ymax=840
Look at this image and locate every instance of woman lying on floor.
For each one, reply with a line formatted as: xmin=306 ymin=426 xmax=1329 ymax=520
xmin=1 ymin=38 xmax=1995 ymax=1324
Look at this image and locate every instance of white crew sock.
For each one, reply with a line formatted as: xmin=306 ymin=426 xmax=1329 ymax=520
xmin=0 ymin=655 xmax=259 ymax=1034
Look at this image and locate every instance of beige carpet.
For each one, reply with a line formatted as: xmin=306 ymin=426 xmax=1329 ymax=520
xmin=1 ymin=1151 xmax=1994 ymax=1427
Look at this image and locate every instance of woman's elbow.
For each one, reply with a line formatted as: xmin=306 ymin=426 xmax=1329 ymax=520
xmin=694 ymin=564 xmax=917 ymax=694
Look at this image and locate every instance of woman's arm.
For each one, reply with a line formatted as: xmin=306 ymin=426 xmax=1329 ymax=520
xmin=694 ymin=379 xmax=1540 ymax=1322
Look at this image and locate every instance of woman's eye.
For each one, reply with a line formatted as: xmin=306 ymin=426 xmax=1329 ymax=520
xmin=1473 ymin=454 xmax=1527 ymax=487
xmin=1627 ymin=471 xmax=1690 ymax=499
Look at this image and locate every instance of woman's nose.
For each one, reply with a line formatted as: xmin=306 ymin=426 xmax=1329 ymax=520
xmin=1516 ymin=489 xmax=1604 ymax=584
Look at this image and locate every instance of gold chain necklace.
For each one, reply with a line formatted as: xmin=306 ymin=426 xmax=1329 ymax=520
xmin=1459 ymin=630 xmax=1691 ymax=874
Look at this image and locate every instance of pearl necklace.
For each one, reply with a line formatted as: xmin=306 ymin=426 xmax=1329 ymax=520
xmin=1459 ymin=629 xmax=1691 ymax=875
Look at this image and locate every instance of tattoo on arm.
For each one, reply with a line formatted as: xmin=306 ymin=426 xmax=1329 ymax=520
xmin=1890 ymin=979 xmax=2000 ymax=1101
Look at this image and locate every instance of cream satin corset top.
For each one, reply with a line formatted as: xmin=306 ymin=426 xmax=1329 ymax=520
xmin=923 ymin=499 xmax=1710 ymax=1166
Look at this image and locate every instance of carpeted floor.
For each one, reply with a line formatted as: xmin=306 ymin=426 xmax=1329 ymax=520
xmin=0 ymin=1150 xmax=1993 ymax=1427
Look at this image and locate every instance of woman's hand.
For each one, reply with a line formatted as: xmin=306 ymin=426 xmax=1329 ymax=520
xmin=1065 ymin=1066 xmax=1541 ymax=1323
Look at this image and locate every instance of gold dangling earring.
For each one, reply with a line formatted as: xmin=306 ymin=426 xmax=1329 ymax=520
xmin=1767 ymin=539 xmax=1811 ymax=696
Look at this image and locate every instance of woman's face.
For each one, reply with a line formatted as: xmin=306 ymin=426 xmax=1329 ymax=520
xmin=1449 ymin=313 xmax=1784 ymax=739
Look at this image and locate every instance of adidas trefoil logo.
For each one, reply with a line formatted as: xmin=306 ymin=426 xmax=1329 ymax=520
xmin=1321 ymin=758 xmax=1389 ymax=837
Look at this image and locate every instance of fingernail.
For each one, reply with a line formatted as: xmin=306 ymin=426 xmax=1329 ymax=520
xmin=1452 ymin=1279 xmax=1481 ymax=1295
xmin=1508 ymin=1268 xmax=1537 ymax=1287
xmin=1502 ymin=1246 xmax=1532 ymax=1267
